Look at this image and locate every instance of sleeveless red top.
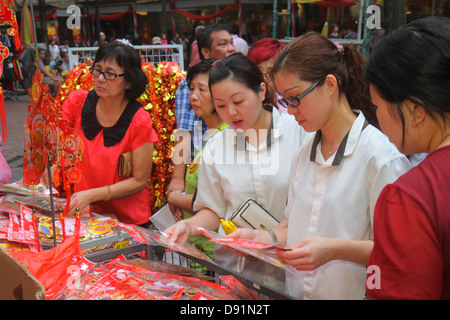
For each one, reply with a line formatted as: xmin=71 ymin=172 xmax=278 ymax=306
xmin=62 ymin=89 xmax=159 ymax=225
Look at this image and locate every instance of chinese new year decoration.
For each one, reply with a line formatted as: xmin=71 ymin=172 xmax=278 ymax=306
xmin=55 ymin=59 xmax=184 ymax=214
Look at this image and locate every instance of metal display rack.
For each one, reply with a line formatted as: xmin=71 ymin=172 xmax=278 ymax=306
xmin=85 ymin=242 xmax=296 ymax=300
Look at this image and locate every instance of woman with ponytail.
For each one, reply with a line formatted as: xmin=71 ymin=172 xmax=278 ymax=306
xmin=166 ymin=52 xmax=311 ymax=292
xmin=228 ymin=33 xmax=411 ymax=299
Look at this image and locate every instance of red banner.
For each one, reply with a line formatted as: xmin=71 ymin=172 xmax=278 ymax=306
xmin=170 ymin=0 xmax=239 ymax=21
xmin=47 ymin=25 xmax=58 ymax=41
xmin=87 ymin=10 xmax=129 ymax=21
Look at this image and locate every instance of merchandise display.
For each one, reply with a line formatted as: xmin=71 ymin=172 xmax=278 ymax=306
xmin=193 ymin=226 xmax=297 ymax=274
xmin=0 ymin=16 xmax=292 ymax=297
xmin=0 ymin=183 xmax=293 ymax=300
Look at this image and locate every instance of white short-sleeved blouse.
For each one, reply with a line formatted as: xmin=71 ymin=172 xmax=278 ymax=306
xmin=194 ymin=107 xmax=311 ymax=291
xmin=284 ymin=112 xmax=412 ymax=300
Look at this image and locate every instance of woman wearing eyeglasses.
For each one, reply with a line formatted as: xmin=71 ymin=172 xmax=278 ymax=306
xmin=61 ymin=42 xmax=158 ymax=226
xmin=165 ymin=53 xmax=311 ymax=292
xmin=227 ymin=33 xmax=412 ymax=299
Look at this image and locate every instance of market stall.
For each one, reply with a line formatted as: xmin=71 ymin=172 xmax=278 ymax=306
xmin=0 ymin=5 xmax=294 ymax=300
xmin=0 ymin=181 xmax=295 ymax=300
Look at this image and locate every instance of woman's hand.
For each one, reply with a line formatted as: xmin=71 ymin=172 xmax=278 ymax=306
xmin=68 ymin=190 xmax=94 ymax=215
xmin=164 ymin=221 xmax=191 ymax=244
xmin=226 ymin=228 xmax=271 ymax=242
xmin=167 ymin=177 xmax=185 ymax=196
xmin=223 ymin=228 xmax=272 ymax=257
xmin=277 ymin=237 xmax=337 ymax=271
xmin=167 ymin=190 xmax=184 ymax=221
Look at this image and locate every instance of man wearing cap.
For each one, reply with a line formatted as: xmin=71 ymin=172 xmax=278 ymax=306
xmin=151 ymin=36 xmax=169 ymax=66
xmin=168 ymin=24 xmax=236 ymax=212
xmin=152 ymin=36 xmax=162 ymax=45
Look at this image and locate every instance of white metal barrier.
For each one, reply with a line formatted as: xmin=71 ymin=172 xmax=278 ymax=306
xmin=68 ymin=44 xmax=184 ymax=71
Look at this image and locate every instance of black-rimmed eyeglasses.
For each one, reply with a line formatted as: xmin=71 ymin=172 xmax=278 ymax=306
xmin=90 ymin=68 xmax=125 ymax=80
xmin=278 ymin=77 xmax=324 ymax=108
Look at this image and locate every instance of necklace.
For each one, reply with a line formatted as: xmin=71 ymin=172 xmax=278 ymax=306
xmin=324 ymin=140 xmax=342 ymax=155
xmin=98 ymin=100 xmax=126 ymax=127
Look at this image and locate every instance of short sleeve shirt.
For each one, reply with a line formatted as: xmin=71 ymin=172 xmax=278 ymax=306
xmin=193 ymin=108 xmax=312 ymax=291
xmin=284 ymin=112 xmax=412 ymax=299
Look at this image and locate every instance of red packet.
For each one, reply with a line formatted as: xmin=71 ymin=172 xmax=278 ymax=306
xmin=118 ymin=222 xmax=149 ymax=244
xmin=7 ymin=213 xmax=24 ymax=243
xmin=45 ymin=252 xmax=96 ymax=300
xmin=219 ymin=275 xmax=261 ymax=300
xmin=20 ymin=205 xmax=37 ymax=243
xmin=0 ymin=212 xmax=8 ymax=239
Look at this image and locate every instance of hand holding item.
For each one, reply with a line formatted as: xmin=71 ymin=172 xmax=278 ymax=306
xmin=223 ymin=227 xmax=271 ymax=257
xmin=277 ymin=237 xmax=336 ymax=271
xmin=164 ymin=221 xmax=191 ymax=244
xmin=68 ymin=189 xmax=94 ymax=215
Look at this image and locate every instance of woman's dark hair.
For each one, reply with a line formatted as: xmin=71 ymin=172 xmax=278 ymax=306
xmin=93 ymin=42 xmax=148 ymax=101
xmin=186 ymin=58 xmax=217 ymax=115
xmin=272 ymin=32 xmax=378 ymax=128
xmin=364 ymin=16 xmax=450 ymax=138
xmin=186 ymin=58 xmax=217 ymax=87
xmin=209 ymin=52 xmax=273 ymax=111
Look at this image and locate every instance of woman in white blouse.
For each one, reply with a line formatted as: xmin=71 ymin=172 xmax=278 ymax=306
xmin=166 ymin=53 xmax=310 ymax=292
xmin=228 ymin=33 xmax=412 ymax=299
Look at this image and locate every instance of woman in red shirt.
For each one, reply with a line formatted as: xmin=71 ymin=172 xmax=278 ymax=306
xmin=62 ymin=42 xmax=158 ymax=226
xmin=364 ymin=16 xmax=450 ymax=299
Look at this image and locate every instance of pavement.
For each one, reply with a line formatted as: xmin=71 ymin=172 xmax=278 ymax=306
xmin=2 ymin=91 xmax=31 ymax=183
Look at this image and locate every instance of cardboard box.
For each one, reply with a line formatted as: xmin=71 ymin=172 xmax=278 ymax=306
xmin=0 ymin=247 xmax=45 ymax=300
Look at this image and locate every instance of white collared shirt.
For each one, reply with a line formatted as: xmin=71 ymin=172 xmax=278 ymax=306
xmin=285 ymin=112 xmax=412 ymax=300
xmin=194 ymin=107 xmax=312 ymax=291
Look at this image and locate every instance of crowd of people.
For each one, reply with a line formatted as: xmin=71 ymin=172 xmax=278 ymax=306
xmin=42 ymin=16 xmax=450 ymax=300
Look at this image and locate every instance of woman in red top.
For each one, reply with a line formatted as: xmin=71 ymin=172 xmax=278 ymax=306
xmin=62 ymin=42 xmax=158 ymax=226
xmin=364 ymin=16 xmax=450 ymax=299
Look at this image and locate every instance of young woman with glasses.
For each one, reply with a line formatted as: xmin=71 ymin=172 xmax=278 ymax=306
xmin=228 ymin=33 xmax=412 ymax=299
xmin=61 ymin=42 xmax=158 ymax=227
xmin=165 ymin=52 xmax=311 ymax=292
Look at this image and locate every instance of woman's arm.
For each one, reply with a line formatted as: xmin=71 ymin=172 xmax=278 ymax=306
xmin=167 ymin=191 xmax=195 ymax=214
xmin=167 ymin=129 xmax=191 ymax=195
xmin=164 ymin=207 xmax=221 ymax=244
xmin=277 ymin=238 xmax=374 ymax=271
xmin=68 ymin=142 xmax=154 ymax=214
xmin=226 ymin=218 xmax=289 ymax=246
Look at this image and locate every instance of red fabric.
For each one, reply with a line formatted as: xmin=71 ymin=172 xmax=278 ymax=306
xmin=367 ymin=146 xmax=450 ymax=300
xmin=10 ymin=235 xmax=95 ymax=299
xmin=367 ymin=186 xmax=443 ymax=299
xmin=173 ymin=3 xmax=237 ymax=21
xmin=0 ymin=86 xmax=7 ymax=142
xmin=62 ymin=90 xmax=159 ymax=225
xmin=315 ymin=0 xmax=357 ymax=7
xmin=87 ymin=10 xmax=129 ymax=21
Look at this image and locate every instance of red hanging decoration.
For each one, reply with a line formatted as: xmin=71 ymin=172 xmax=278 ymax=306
xmin=0 ymin=0 xmax=15 ymax=28
xmin=0 ymin=86 xmax=6 ymax=142
xmin=170 ymin=0 xmax=239 ymax=22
